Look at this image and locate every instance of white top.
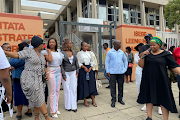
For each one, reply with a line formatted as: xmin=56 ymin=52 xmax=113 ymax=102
xmin=77 ymin=50 xmax=95 ymax=68
xmin=135 ymin=52 xmax=143 ymax=74
xmin=69 ymin=56 xmax=74 ymax=64
xmin=48 ymin=51 xmax=64 ymax=67
xmin=0 ymin=47 xmax=10 ymax=70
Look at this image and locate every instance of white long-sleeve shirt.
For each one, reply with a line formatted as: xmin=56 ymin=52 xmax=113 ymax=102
xmin=77 ymin=50 xmax=95 ymax=68
xmin=135 ymin=52 xmax=143 ymax=74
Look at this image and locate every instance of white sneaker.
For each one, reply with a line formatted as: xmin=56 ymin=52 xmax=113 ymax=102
xmin=141 ymin=104 xmax=146 ymax=111
xmin=56 ymin=111 xmax=61 ymax=115
xmin=51 ymin=114 xmax=58 ymax=118
xmin=158 ymin=107 xmax=162 ymax=115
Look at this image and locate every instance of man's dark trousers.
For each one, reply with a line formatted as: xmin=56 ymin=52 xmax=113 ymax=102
xmin=110 ymin=74 xmax=124 ymax=102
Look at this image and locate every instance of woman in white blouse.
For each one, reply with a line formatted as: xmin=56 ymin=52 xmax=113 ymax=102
xmin=44 ymin=38 xmax=64 ymax=118
xmin=134 ymin=43 xmax=146 ymax=111
xmin=77 ymin=42 xmax=98 ymax=107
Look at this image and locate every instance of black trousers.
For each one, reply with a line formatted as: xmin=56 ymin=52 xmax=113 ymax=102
xmin=110 ymin=74 xmax=124 ymax=102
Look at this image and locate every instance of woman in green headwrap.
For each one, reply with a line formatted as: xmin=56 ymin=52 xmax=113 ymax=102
xmin=137 ymin=37 xmax=180 ymax=120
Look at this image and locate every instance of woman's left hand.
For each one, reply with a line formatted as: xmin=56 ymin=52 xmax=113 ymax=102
xmin=46 ymin=73 xmax=49 ymax=81
xmin=88 ymin=67 xmax=92 ymax=73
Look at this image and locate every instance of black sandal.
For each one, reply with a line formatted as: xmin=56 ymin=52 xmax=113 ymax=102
xmin=92 ymin=102 xmax=97 ymax=107
xmin=84 ymin=104 xmax=90 ymax=107
xmin=72 ymin=109 xmax=77 ymax=113
xmin=25 ymin=111 xmax=32 ymax=117
xmin=16 ymin=115 xmax=22 ymax=120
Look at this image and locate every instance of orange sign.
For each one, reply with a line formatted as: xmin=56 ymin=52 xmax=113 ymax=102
xmin=0 ymin=12 xmax=43 ymax=52
xmin=115 ymin=24 xmax=156 ymax=80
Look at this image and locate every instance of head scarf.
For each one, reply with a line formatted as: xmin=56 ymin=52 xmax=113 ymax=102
xmin=150 ymin=36 xmax=162 ymax=46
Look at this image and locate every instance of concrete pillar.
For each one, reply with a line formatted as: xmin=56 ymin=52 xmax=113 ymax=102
xmin=92 ymin=0 xmax=97 ymax=19
xmin=77 ymin=0 xmax=82 ymax=21
xmin=67 ymin=7 xmax=72 ymax=33
xmin=91 ymin=0 xmax=98 ymax=54
xmin=141 ymin=1 xmax=146 ymax=26
xmin=175 ymin=24 xmax=179 ymax=33
xmin=118 ymin=0 xmax=124 ymax=25
xmin=13 ymin=0 xmax=21 ymax=14
xmin=0 ymin=0 xmax=5 ymax=12
xmin=159 ymin=5 xmax=165 ymax=32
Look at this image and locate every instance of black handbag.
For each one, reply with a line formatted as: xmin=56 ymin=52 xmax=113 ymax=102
xmin=42 ymin=73 xmax=46 ymax=83
xmin=35 ymin=51 xmax=46 ymax=83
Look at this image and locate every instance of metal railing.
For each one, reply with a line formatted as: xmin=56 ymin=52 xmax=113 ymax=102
xmin=156 ymin=31 xmax=180 ymax=49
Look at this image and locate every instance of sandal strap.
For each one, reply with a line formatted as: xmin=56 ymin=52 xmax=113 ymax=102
xmin=43 ymin=113 xmax=49 ymax=119
xmin=34 ymin=113 xmax=39 ymax=120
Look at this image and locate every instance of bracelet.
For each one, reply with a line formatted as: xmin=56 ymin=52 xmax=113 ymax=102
xmin=46 ymin=72 xmax=49 ymax=74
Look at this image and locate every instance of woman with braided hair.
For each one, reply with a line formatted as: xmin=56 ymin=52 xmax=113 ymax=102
xmin=61 ymin=39 xmax=79 ymax=112
xmin=137 ymin=37 xmax=180 ymax=120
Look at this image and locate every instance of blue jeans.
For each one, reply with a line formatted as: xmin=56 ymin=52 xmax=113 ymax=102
xmin=104 ymin=70 xmax=110 ymax=86
xmin=177 ymin=74 xmax=180 ymax=105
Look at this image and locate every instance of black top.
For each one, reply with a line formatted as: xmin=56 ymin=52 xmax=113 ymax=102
xmin=137 ymin=51 xmax=179 ymax=113
xmin=139 ymin=44 xmax=150 ymax=54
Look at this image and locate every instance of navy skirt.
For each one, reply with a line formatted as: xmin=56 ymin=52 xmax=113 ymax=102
xmin=77 ymin=65 xmax=98 ymax=100
xmin=13 ymin=79 xmax=28 ymax=106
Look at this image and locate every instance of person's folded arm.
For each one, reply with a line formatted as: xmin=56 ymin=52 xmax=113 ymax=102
xmin=105 ymin=52 xmax=110 ymax=73
xmin=9 ymin=58 xmax=25 ymax=68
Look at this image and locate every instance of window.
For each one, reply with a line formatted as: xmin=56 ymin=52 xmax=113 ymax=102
xmin=82 ymin=0 xmax=88 ymax=18
xmin=108 ymin=4 xmax=114 ymax=21
xmin=123 ymin=10 xmax=129 ymax=23
xmin=123 ymin=3 xmax=129 ymax=10
xmin=155 ymin=9 xmax=159 ymax=26
xmin=130 ymin=5 xmax=136 ymax=24
xmin=99 ymin=0 xmax=106 ymax=6
xmin=149 ymin=14 xmax=154 ymax=25
xmin=137 ymin=6 xmax=141 ymax=24
xmin=99 ymin=6 xmax=107 ymax=21
xmin=123 ymin=4 xmax=129 ymax=23
xmin=71 ymin=9 xmax=77 ymax=30
xmin=89 ymin=3 xmax=92 ymax=18
xmin=116 ymin=7 xmax=119 ymax=21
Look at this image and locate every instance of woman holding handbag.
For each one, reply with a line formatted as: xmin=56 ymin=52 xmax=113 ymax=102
xmin=125 ymin=47 xmax=134 ymax=83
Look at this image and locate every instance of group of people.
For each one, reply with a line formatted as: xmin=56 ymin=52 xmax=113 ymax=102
xmin=0 ymin=34 xmax=180 ymax=120
xmin=0 ymin=36 xmax=99 ymax=120
xmin=104 ymin=33 xmax=180 ymax=120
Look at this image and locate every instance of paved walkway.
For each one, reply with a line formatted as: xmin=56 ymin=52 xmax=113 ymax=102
xmin=4 ymin=80 xmax=180 ymax=120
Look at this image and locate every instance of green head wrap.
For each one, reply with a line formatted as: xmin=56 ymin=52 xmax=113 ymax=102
xmin=150 ymin=36 xmax=162 ymax=46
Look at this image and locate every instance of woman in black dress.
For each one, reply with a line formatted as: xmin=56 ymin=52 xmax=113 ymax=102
xmin=137 ymin=37 xmax=180 ymax=120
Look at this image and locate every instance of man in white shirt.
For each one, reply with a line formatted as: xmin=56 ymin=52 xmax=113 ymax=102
xmin=0 ymin=46 xmax=12 ymax=105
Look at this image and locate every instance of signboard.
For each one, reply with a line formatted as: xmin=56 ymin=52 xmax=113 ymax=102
xmin=0 ymin=12 xmax=43 ymax=52
xmin=78 ymin=17 xmax=103 ymax=32
xmin=116 ymin=24 xmax=156 ymax=80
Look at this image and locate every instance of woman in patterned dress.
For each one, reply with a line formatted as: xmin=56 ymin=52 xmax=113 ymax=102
xmin=4 ymin=36 xmax=51 ymax=120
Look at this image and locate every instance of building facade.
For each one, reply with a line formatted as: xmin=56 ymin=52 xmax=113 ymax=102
xmin=0 ymin=0 xmax=179 ymax=53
